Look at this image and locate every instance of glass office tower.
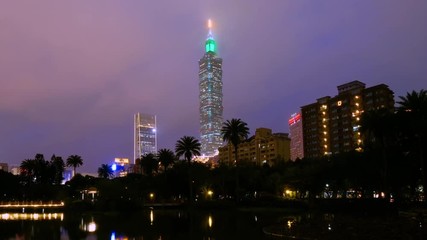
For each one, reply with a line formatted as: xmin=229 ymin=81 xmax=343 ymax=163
xmin=134 ymin=113 xmax=157 ymax=163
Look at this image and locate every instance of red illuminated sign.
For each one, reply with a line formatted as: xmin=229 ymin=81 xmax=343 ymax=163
xmin=288 ymin=113 xmax=301 ymax=125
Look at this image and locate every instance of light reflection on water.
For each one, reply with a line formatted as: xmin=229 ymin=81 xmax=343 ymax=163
xmin=1 ymin=212 xmax=63 ymax=221
xmin=0 ymin=210 xmax=425 ymax=239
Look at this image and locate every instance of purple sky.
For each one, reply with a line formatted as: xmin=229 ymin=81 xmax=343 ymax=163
xmin=1 ymin=0 xmax=426 ymax=173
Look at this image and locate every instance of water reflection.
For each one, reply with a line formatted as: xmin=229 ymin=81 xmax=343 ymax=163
xmin=110 ymin=232 xmax=129 ymax=240
xmin=1 ymin=212 xmax=63 ymax=221
xmin=208 ymin=214 xmax=213 ymax=228
xmin=79 ymin=217 xmax=97 ymax=232
xmin=0 ymin=210 xmax=425 ymax=239
xmin=150 ymin=209 xmax=154 ymax=225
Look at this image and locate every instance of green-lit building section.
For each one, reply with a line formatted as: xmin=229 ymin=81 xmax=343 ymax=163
xmin=199 ymin=27 xmax=223 ymax=156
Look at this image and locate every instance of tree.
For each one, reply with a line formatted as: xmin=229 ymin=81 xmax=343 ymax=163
xmin=66 ymin=155 xmax=83 ymax=176
xmin=175 ymin=136 xmax=201 ymax=203
xmin=140 ymin=153 xmax=158 ymax=176
xmin=158 ymin=148 xmax=176 ymax=171
xmin=221 ymin=118 xmax=250 ymax=165
xmin=20 ymin=159 xmax=36 ymax=185
xmin=397 ymin=89 xmax=427 ymax=200
xmin=221 ymin=118 xmax=249 ymax=201
xmin=50 ymin=155 xmax=65 ymax=185
xmin=175 ymin=136 xmax=201 ymax=164
xmin=98 ymin=164 xmax=113 ymax=179
xmin=360 ymin=108 xmax=396 ymax=199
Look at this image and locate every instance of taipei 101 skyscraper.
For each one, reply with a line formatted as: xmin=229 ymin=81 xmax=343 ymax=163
xmin=199 ymin=19 xmax=223 ymax=156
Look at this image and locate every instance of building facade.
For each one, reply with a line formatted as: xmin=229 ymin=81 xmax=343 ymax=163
xmin=134 ymin=113 xmax=157 ymax=163
xmin=218 ymin=128 xmax=291 ymax=166
xmin=0 ymin=163 xmax=8 ymax=172
xmin=301 ymin=80 xmax=394 ymax=158
xmin=199 ymin=20 xmax=223 ymax=156
xmin=289 ymin=112 xmax=304 ymax=160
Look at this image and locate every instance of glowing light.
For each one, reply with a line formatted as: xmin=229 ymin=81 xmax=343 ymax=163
xmin=287 ymin=220 xmax=293 ymax=229
xmin=208 ymin=215 xmax=213 ymax=228
xmin=207 ymin=190 xmax=213 ymax=196
xmin=208 ymin=19 xmax=212 ymax=29
xmin=0 ymin=202 xmax=64 ymax=208
xmin=111 ymin=164 xmax=117 ymax=171
xmin=0 ymin=213 xmax=63 ymax=221
xmin=150 ymin=209 xmax=154 ymax=225
xmin=88 ymin=222 xmax=97 ymax=232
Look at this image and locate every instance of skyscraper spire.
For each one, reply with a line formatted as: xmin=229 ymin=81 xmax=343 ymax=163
xmin=208 ymin=19 xmax=212 ymax=32
xmin=205 ymin=19 xmax=217 ymax=53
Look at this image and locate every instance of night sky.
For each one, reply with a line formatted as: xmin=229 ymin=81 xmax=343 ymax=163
xmin=1 ymin=1 xmax=426 ymax=173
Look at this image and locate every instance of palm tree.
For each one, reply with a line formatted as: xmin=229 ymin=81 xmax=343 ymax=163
xmin=175 ymin=136 xmax=201 ymax=164
xmin=397 ymin=89 xmax=427 ymax=200
xmin=20 ymin=159 xmax=36 ymax=185
xmin=98 ymin=164 xmax=113 ymax=179
xmin=221 ymin=118 xmax=250 ymax=201
xmin=175 ymin=136 xmax=201 ymax=203
xmin=221 ymin=118 xmax=250 ymax=165
xmin=140 ymin=153 xmax=158 ymax=176
xmin=66 ymin=155 xmax=83 ymax=177
xmin=158 ymin=148 xmax=176 ymax=171
xmin=360 ymin=108 xmax=395 ymax=199
xmin=397 ymin=90 xmax=427 ymax=114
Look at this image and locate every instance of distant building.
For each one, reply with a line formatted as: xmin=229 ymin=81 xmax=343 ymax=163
xmin=218 ymin=128 xmax=291 ymax=166
xmin=9 ymin=166 xmax=20 ymax=175
xmin=113 ymin=158 xmax=131 ymax=177
xmin=134 ymin=113 xmax=157 ymax=163
xmin=289 ymin=112 xmax=304 ymax=160
xmin=0 ymin=163 xmax=8 ymax=172
xmin=199 ymin=19 xmax=224 ymax=156
xmin=301 ymin=80 xmax=394 ymax=158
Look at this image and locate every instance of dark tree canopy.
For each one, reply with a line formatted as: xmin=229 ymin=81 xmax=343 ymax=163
xmin=175 ymin=136 xmax=201 ymax=164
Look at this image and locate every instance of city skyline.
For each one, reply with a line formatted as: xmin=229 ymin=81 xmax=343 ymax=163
xmin=0 ymin=1 xmax=426 ymax=172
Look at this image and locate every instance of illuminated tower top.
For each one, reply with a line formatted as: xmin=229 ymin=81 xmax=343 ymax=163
xmin=205 ymin=19 xmax=217 ymax=54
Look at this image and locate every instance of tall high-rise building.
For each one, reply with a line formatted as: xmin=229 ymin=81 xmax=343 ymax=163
xmin=134 ymin=113 xmax=157 ymax=163
xmin=301 ymin=80 xmax=394 ymax=158
xmin=199 ymin=19 xmax=223 ymax=156
xmin=289 ymin=112 xmax=304 ymax=161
